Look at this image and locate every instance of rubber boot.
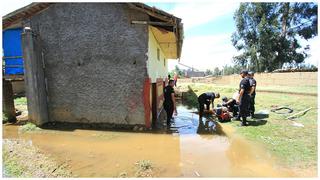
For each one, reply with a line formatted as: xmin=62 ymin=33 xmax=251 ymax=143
xmin=241 ymin=117 xmax=248 ymax=126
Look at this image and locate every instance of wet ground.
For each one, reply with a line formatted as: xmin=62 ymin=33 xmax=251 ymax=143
xmin=3 ymin=104 xmax=297 ymax=177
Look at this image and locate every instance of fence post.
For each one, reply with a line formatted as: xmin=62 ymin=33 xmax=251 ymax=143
xmin=2 ymin=79 xmax=16 ymax=123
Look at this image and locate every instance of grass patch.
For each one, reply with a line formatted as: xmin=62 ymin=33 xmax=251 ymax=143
xmin=134 ymin=160 xmax=154 ymax=177
xmin=3 ymin=139 xmax=72 ymax=178
xmin=19 ymin=122 xmax=41 ymax=132
xmin=179 ymin=82 xmax=317 ymax=169
xmin=184 ymin=82 xmax=317 ymax=95
xmin=14 ymin=97 xmax=27 ymax=106
xmin=182 ymin=86 xmax=199 ymax=109
xmin=3 ymin=151 xmax=25 ymax=177
xmin=3 ymin=113 xmax=8 ymax=123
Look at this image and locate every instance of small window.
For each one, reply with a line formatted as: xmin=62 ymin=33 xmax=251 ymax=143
xmin=164 ymin=58 xmax=166 ymax=66
xmin=157 ymin=48 xmax=160 ymax=61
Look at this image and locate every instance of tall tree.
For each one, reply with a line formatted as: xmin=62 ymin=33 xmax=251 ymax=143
xmin=174 ymin=65 xmax=184 ymax=76
xmin=232 ymin=2 xmax=317 ymax=72
xmin=205 ymin=69 xmax=213 ymax=76
xmin=213 ymin=67 xmax=221 ymax=76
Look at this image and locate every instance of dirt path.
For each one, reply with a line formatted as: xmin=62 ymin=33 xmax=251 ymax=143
xmin=2 ymin=104 xmax=304 ymax=177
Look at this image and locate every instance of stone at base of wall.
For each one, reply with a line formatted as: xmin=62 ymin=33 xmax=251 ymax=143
xmin=41 ymin=122 xmax=148 ymax=132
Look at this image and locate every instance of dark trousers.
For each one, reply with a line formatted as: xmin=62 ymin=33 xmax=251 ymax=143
xmin=164 ymin=104 xmax=174 ymax=125
xmin=249 ymin=95 xmax=255 ymax=116
xmin=230 ymin=104 xmax=239 ymax=116
xmin=238 ymin=94 xmax=250 ymax=122
xmin=198 ymin=98 xmax=210 ymax=116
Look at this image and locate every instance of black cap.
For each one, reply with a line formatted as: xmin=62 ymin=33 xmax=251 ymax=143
xmin=248 ymin=71 xmax=254 ymax=75
xmin=222 ymin=96 xmax=227 ymax=101
xmin=240 ymin=70 xmax=248 ymax=75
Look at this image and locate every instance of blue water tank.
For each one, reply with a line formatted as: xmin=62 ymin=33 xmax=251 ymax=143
xmin=2 ymin=28 xmax=24 ymax=75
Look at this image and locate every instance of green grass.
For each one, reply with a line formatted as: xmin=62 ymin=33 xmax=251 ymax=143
xmin=135 ymin=160 xmax=154 ymax=177
xmin=19 ymin=122 xmax=41 ymax=132
xmin=3 ymin=113 xmax=8 ymax=123
xmin=179 ymin=82 xmax=317 ymax=169
xmin=183 ymin=82 xmax=317 ymax=95
xmin=255 ymin=85 xmax=317 ymax=94
xmin=14 ymin=97 xmax=27 ymax=106
xmin=3 ymin=151 xmax=25 ymax=177
xmin=3 ymin=139 xmax=72 ymax=178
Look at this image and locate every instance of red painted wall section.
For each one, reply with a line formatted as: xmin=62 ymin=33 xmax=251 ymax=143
xmin=143 ymin=78 xmax=151 ymax=128
xmin=156 ymin=78 xmax=164 ymax=115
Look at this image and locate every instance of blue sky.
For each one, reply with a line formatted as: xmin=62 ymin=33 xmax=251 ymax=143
xmin=147 ymin=2 xmax=236 ymax=37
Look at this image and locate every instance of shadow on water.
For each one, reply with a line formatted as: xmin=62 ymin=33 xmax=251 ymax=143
xmin=197 ymin=117 xmax=226 ymax=136
xmin=40 ymin=122 xmax=138 ymax=133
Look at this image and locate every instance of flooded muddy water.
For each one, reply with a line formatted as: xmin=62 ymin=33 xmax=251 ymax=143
xmin=3 ymin=105 xmax=296 ymax=177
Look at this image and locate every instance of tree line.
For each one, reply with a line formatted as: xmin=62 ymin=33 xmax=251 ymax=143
xmin=231 ymin=2 xmax=317 ymax=72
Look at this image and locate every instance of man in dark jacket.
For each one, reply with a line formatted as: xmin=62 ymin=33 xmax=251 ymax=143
xmin=236 ymin=70 xmax=251 ymax=126
xmin=198 ymin=92 xmax=220 ymax=117
xmin=163 ymin=80 xmax=177 ymax=126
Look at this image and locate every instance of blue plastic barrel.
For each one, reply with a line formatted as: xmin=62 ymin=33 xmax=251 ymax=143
xmin=2 ymin=28 xmax=24 ymax=75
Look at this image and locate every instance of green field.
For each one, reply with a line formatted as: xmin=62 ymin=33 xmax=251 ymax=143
xmin=179 ymin=82 xmax=317 ymax=170
xmin=184 ymin=82 xmax=318 ymax=95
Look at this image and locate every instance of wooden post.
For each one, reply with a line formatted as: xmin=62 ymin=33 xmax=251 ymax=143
xmin=2 ymin=79 xmax=17 ymax=123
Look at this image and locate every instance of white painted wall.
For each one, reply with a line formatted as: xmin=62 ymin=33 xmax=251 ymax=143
xmin=147 ymin=26 xmax=168 ymax=83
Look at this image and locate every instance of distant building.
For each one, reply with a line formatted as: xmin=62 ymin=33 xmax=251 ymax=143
xmin=2 ymin=3 xmax=184 ymax=129
xmin=184 ymin=69 xmax=205 ymax=78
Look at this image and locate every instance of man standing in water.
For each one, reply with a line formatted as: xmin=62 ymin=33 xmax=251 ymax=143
xmin=164 ymin=80 xmax=177 ymax=126
xmin=236 ymin=70 xmax=251 ymax=126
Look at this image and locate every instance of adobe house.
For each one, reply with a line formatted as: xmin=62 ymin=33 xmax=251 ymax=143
xmin=2 ymin=3 xmax=183 ymax=129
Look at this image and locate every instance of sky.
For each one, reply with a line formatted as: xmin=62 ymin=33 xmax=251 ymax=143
xmin=146 ymin=1 xmax=240 ymax=71
xmin=146 ymin=1 xmax=319 ymax=71
xmin=1 ymin=0 xmax=318 ymax=71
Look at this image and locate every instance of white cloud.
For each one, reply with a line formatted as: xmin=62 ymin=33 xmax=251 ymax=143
xmin=169 ymin=1 xmax=239 ymax=30
xmin=299 ymin=36 xmax=319 ymax=66
xmin=166 ymin=1 xmax=241 ymax=71
xmin=169 ymin=33 xmax=239 ymax=71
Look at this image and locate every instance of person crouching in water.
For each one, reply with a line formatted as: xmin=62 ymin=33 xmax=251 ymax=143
xmin=198 ymin=92 xmax=220 ymax=117
xmin=164 ymin=80 xmax=177 ymax=126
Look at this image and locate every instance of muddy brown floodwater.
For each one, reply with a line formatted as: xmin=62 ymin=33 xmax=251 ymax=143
xmin=3 ymin=104 xmax=297 ymax=177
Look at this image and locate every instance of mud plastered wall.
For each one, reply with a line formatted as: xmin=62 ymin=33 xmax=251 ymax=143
xmin=180 ymin=72 xmax=317 ymax=87
xmin=29 ymin=3 xmax=149 ymax=125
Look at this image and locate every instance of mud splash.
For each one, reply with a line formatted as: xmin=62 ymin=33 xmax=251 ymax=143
xmin=3 ymin=104 xmax=297 ymax=177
